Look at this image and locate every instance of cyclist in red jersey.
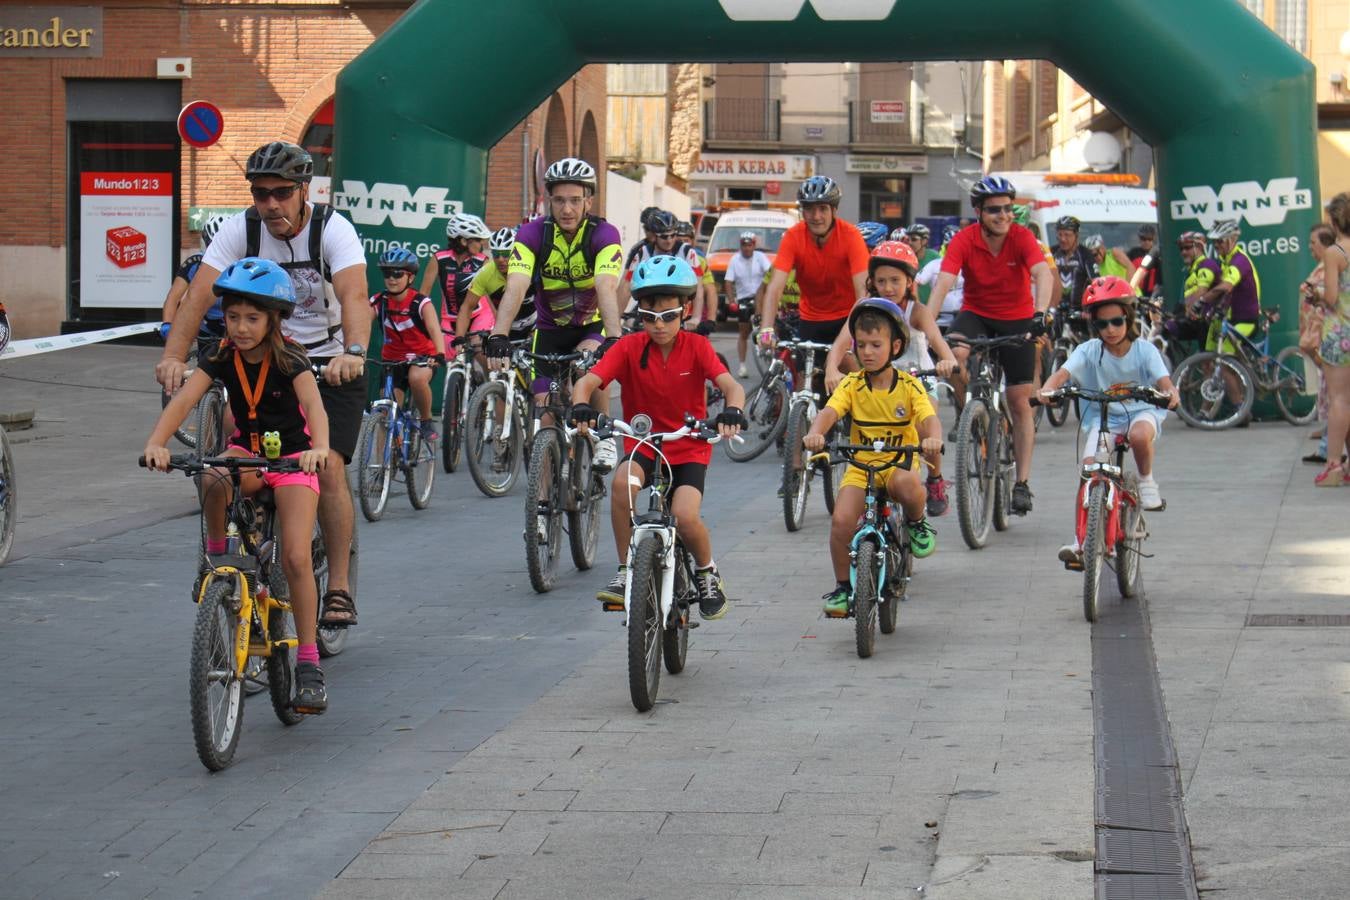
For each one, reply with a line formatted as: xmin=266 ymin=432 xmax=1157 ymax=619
xmin=924 ymin=176 xmax=1055 ymax=515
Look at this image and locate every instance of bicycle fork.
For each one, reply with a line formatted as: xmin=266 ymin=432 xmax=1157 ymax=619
xmin=621 ymin=525 xmax=677 ymax=626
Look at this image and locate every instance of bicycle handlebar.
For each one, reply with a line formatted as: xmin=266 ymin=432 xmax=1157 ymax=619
xmin=946 ymin=333 xmax=1035 ymax=349
xmin=593 ymin=413 xmax=724 ymax=446
xmin=777 ymin=339 xmax=835 ymax=352
xmin=138 ymin=454 xmax=306 ymax=475
xmin=827 ymin=440 xmax=938 ymax=475
xmin=1031 ymin=385 xmax=1170 ymax=410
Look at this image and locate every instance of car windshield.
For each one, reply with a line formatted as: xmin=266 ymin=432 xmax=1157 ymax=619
xmin=1067 ymin=222 xmax=1154 ymax=252
xmin=710 ymin=226 xmax=789 ymax=253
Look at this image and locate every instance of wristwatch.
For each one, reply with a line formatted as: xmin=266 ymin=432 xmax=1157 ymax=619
xmin=344 ymin=343 xmax=365 ymax=357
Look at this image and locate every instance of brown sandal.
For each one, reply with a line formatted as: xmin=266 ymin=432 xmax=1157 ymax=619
xmin=319 ymin=589 xmax=358 ymax=627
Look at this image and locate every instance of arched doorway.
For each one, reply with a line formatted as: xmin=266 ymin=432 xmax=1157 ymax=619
xmin=543 ymin=94 xmax=569 ymax=165
xmin=577 ymin=110 xmax=601 ymax=208
xmin=300 ymin=98 xmax=335 ymax=179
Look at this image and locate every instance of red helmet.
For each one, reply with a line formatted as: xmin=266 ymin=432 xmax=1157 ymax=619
xmin=1081 ymin=276 xmax=1136 ymax=312
xmin=868 ymin=240 xmax=920 ymax=277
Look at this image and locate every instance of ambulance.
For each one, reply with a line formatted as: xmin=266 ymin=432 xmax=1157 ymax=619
xmin=992 ymin=171 xmax=1158 ymax=249
xmin=702 ymin=201 xmax=800 ymax=313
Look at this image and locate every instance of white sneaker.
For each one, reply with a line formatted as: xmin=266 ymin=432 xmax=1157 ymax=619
xmin=1058 ymin=542 xmax=1082 ymax=565
xmin=737 ymin=363 xmax=748 ymax=378
xmin=593 ymin=437 xmax=617 ymax=472
xmin=1138 ymin=478 xmax=1163 ymax=510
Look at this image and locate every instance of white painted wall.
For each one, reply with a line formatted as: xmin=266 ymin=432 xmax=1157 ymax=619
xmin=605 ymin=165 xmax=690 ymax=249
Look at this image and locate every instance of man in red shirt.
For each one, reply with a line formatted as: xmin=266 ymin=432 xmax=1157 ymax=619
xmin=759 ymin=175 xmax=870 ymax=397
xmin=924 ymin=176 xmax=1055 ymax=514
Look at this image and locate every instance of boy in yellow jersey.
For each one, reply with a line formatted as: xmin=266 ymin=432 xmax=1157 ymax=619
xmin=803 ymin=298 xmax=942 ymax=617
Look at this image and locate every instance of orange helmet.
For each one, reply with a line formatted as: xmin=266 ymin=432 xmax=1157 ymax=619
xmin=868 ymin=239 xmax=920 ymax=277
xmin=1081 ymin=275 xmax=1136 ymax=312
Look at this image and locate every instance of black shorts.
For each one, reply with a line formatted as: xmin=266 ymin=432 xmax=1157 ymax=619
xmin=312 ymin=358 xmax=367 ymax=463
xmin=531 ymin=323 xmax=604 ymax=393
xmin=734 ymin=296 xmax=757 ymax=323
xmin=796 ymin=316 xmax=848 ymax=370
xmin=622 ymin=452 xmax=707 ymax=495
xmin=949 ymin=311 xmax=1037 ymax=386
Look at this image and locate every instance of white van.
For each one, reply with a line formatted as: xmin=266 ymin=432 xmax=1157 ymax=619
xmin=992 ymin=171 xmax=1158 ymax=248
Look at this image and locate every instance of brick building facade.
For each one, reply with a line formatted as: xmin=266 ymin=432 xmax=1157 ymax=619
xmin=0 ymin=2 xmax=605 ymax=339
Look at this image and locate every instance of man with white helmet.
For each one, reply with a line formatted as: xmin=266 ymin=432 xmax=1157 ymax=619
xmin=458 ymin=226 xmax=536 ymax=346
xmin=723 ymin=231 xmax=772 ymax=376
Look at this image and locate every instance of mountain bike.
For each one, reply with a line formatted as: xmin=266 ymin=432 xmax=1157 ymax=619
xmin=948 ymin=334 xmax=1032 ymax=550
xmin=1172 ymin=309 xmax=1319 ymax=429
xmin=440 ymin=331 xmax=489 ymax=473
xmin=725 ymin=337 xmax=795 ymax=462
xmin=464 ymin=343 xmax=533 ymax=498
xmin=0 ymin=423 xmax=14 ymax=566
xmin=1033 ymin=385 xmax=1170 ymax=623
xmin=355 ymin=358 xmax=437 ymax=521
xmin=141 ymin=453 xmax=313 ymax=771
xmin=522 ymin=348 xmax=605 ymax=593
xmin=1040 ymin=302 xmax=1087 ymax=428
xmin=815 ymin=440 xmax=925 ymax=659
xmin=781 ymin=339 xmax=846 ymax=531
xmin=594 ymin=414 xmax=723 ymax=712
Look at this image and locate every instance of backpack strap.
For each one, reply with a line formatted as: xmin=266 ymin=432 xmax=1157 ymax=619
xmin=308 ymin=203 xmax=333 ymax=284
xmin=244 ymin=207 xmax=262 ymax=258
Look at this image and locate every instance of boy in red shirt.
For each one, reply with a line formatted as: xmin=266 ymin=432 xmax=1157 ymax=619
xmin=368 ymin=247 xmax=447 ymax=440
xmin=571 ymin=256 xmax=746 ymax=620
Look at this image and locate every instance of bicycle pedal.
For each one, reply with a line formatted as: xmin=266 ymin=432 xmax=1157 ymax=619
xmin=823 ymin=608 xmax=850 ymax=619
xmin=1063 ymin=560 xmax=1084 ymax=572
xmin=601 ymin=601 xmax=624 ymax=612
xmin=290 ymin=703 xmax=326 ymax=716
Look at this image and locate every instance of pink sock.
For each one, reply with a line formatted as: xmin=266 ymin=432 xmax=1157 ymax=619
xmin=206 ymin=538 xmax=227 ymax=554
xmin=298 ymin=644 xmax=320 ymax=665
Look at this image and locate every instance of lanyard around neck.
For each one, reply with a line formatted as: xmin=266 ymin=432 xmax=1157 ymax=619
xmin=233 ymin=350 xmax=271 ymax=454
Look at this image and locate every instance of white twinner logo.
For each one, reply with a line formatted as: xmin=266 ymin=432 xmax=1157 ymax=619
xmin=718 ymin=0 xmax=895 ymax=21
xmin=333 ymin=181 xmax=463 ymax=230
xmin=1169 ymin=177 xmax=1313 ymax=230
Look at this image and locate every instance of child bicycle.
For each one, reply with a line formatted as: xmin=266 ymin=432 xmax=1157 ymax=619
xmin=1032 ymin=385 xmax=1170 ymax=623
xmin=814 ymin=439 xmax=929 ymax=659
xmin=440 ymin=329 xmax=490 ymax=473
xmin=594 ymin=413 xmax=725 ymax=712
xmin=780 ymin=338 xmax=846 ymax=531
xmin=140 ymin=453 xmax=315 ymax=771
xmin=355 ymin=357 xmax=438 ymax=521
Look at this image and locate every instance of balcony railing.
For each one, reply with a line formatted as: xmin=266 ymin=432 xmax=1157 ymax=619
xmin=703 ymin=98 xmax=781 ymax=143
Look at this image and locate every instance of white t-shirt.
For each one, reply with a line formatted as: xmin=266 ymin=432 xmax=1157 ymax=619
xmin=918 ymin=256 xmax=963 ymax=324
xmin=724 ymin=250 xmax=772 ymax=301
xmin=203 ymin=203 xmax=366 ymax=356
xmin=892 ymin=298 xmax=933 ymax=374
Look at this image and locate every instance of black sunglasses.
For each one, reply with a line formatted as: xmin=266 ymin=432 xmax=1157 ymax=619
xmin=655 ymin=232 xmax=676 ymax=240
xmin=636 ymin=308 xmax=682 ymax=324
xmin=981 ymin=203 xmax=1014 ymax=215
xmin=1092 ymin=315 xmax=1128 ymax=331
xmin=250 ymin=184 xmax=300 ymax=202
xmin=380 ymin=268 xmax=411 ymax=279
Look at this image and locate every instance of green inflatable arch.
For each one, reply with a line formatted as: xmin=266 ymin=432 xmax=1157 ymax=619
xmin=335 ymin=0 xmax=1317 ymax=338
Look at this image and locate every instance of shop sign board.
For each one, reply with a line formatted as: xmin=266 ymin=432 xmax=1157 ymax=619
xmin=0 ymin=6 xmax=101 ymax=57
xmin=692 ymin=153 xmax=816 ymax=183
xmin=79 ymin=172 xmax=173 ymax=308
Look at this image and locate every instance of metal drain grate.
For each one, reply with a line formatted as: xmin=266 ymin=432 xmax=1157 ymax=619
xmin=1096 ymin=765 xmax=1181 ymax=832
xmin=1246 ymin=613 xmax=1350 ymax=627
xmin=1096 ymin=828 xmax=1188 ymax=875
xmin=1098 ymin=873 xmax=1196 ymax=900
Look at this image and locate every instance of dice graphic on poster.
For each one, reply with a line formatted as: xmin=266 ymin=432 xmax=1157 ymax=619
xmin=106 ymin=226 xmax=148 ymax=268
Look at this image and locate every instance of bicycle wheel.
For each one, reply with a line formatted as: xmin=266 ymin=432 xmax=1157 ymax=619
xmin=991 ymin=412 xmax=1014 ymax=533
xmin=663 ymin=544 xmax=692 ymax=675
xmin=1172 ymin=352 xmax=1255 ymax=430
xmin=524 ymin=431 xmax=563 ymax=593
xmin=355 ymin=411 xmax=392 ymax=521
xmin=266 ymin=596 xmax=304 ymax=726
xmin=879 ymin=542 xmax=909 ymax=634
xmin=1273 ymin=346 xmax=1320 ymax=426
xmin=189 ymin=579 xmax=244 ymax=771
xmin=853 ymin=539 xmax=879 ymax=659
xmin=441 ymin=370 xmax=466 ymax=473
xmin=954 ymin=399 xmax=994 ymax=549
xmin=405 ymin=426 xmax=436 ymax=510
xmin=0 ymin=425 xmax=15 ymax=566
xmin=725 ymin=379 xmax=789 ymax=462
xmin=1046 ymin=347 xmax=1071 ymax=427
xmin=782 ymin=402 xmax=812 ymax=532
xmin=567 ymin=434 xmax=601 ymax=571
xmin=627 ymin=531 xmax=664 ymax=712
xmin=1082 ymin=482 xmax=1108 ymax=623
xmin=1115 ymin=474 xmax=1143 ymax=599
xmin=165 ymin=346 xmax=201 ymax=447
xmin=465 ymin=381 xmax=523 ymax=497
xmin=195 ymin=384 xmax=227 ymax=457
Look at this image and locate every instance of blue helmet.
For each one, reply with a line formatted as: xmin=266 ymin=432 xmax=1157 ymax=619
xmin=970 ymin=175 xmax=1016 ymax=208
xmin=797 ymin=175 xmax=841 ymax=207
xmin=857 ymin=221 xmax=889 ymax=250
xmin=647 ymin=210 xmax=677 ymax=235
xmin=631 ymin=254 xmax=699 ymax=300
xmin=213 ymin=257 xmax=296 ymax=318
xmin=378 ymin=246 xmax=419 ymax=273
xmin=942 ymin=224 xmax=961 ymax=246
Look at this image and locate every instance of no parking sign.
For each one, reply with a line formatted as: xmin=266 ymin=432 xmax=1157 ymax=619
xmin=177 ymin=101 xmax=224 ymax=149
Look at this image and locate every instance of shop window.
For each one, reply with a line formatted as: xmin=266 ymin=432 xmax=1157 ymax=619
xmin=929 ymin=199 xmax=960 ymax=217
xmin=858 ymin=175 xmax=908 ymax=232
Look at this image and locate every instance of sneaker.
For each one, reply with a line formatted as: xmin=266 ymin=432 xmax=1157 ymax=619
xmin=821 ymin=584 xmax=851 ymax=618
xmin=1011 ymin=480 xmax=1034 ymax=515
xmin=1058 ymin=542 xmax=1083 ymax=569
xmin=1138 ymin=478 xmax=1164 ymax=510
xmin=419 ymin=419 xmax=440 ymax=443
xmin=597 ymin=566 xmax=626 ymax=605
xmin=491 ymin=448 xmax=512 ymax=474
xmin=593 ymin=437 xmax=617 ymax=473
xmin=905 ymin=517 xmax=937 ymax=558
xmin=737 ymin=362 xmax=749 ymax=378
xmin=925 ymin=476 xmax=949 ymax=517
xmin=292 ymin=662 xmax=327 ymax=714
xmin=695 ymin=566 xmax=730 ymax=620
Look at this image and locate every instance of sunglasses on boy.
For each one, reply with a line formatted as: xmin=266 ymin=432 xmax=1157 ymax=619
xmin=380 ymin=268 xmax=411 ymax=280
xmin=1091 ymin=315 xmax=1128 ymax=331
xmin=250 ymin=184 xmax=301 ymax=202
xmin=636 ymin=308 xmax=683 ymax=324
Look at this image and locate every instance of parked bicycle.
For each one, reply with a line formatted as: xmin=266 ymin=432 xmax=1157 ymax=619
xmin=948 ymin=334 xmax=1033 ymax=549
xmin=781 ymin=339 xmax=847 ymax=531
xmin=1033 ymin=385 xmax=1169 ymax=623
xmin=463 ymin=341 xmax=533 ymax=498
xmin=594 ymin=414 xmax=723 ymax=712
xmin=355 ymin=358 xmax=437 ymax=521
xmin=1172 ymin=308 xmax=1319 ymax=429
xmin=440 ymin=330 xmax=489 ymax=473
xmin=0 ymin=423 xmax=14 ymax=566
xmin=726 ymin=337 xmax=797 ymax=463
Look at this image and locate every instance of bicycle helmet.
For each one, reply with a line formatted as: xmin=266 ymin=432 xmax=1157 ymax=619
xmin=647 ymin=210 xmax=677 ymax=236
xmin=1083 ymin=234 xmax=1105 ymax=252
xmin=969 ymin=175 xmax=1016 ymax=208
xmin=378 ymin=246 xmax=419 ymax=273
xmin=906 ymin=223 xmax=930 ymax=241
xmin=1206 ymin=219 xmax=1241 ymax=241
xmin=676 ymin=220 xmax=695 ymax=240
xmin=1137 ymin=223 xmax=1158 ymax=239
xmin=942 ymin=224 xmax=961 ymax=246
xmin=858 ymin=221 xmax=889 ymax=250
xmin=739 ymin=230 xmax=758 ymax=245
xmin=1055 ymin=215 xmax=1082 ymax=233
xmin=631 ymin=254 xmax=699 ymax=300
xmin=1081 ymin=275 xmax=1136 ymax=312
xmin=543 ymin=157 xmax=597 ymax=194
xmin=889 ymin=226 xmax=909 ymax=241
xmin=200 ymin=214 xmax=228 ymax=249
xmin=1178 ymin=230 xmax=1207 ymax=248
xmin=869 ymin=240 xmax=920 ymax=278
xmin=446 ymin=213 xmax=492 ymax=241
xmin=245 ymin=141 xmax=313 ymax=184
xmin=1012 ymin=204 xmax=1031 ymax=226
xmin=797 ymin=175 xmax=842 ymax=207
xmin=488 ymin=226 xmax=516 ymax=253
xmin=213 ymin=257 xmax=296 ymax=317
xmin=847 ymin=297 xmax=909 ymax=357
